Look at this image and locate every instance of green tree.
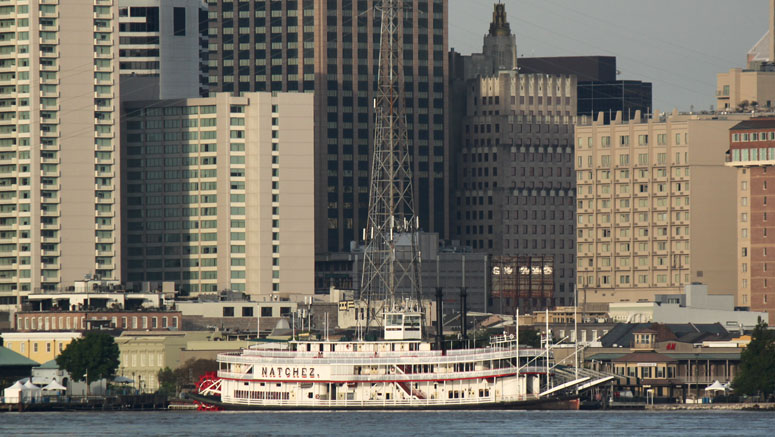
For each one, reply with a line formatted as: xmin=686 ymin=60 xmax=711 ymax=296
xmin=733 ymin=318 xmax=775 ymax=397
xmin=157 ymin=367 xmax=178 ymax=396
xmin=156 ymin=359 xmax=217 ymax=396
xmin=519 ymin=328 xmax=542 ymax=348
xmin=56 ymin=331 xmax=120 ymax=395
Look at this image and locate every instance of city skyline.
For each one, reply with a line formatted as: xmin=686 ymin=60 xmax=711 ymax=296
xmin=450 ymin=0 xmax=769 ymax=113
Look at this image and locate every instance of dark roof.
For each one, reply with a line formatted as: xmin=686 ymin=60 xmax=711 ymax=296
xmin=730 ymin=118 xmax=775 ymax=131
xmin=588 ymin=352 xmax=741 ymax=362
xmin=613 ymin=351 xmax=677 ymax=363
xmin=0 ymin=346 xmax=39 ymax=367
xmin=599 ymin=323 xmax=730 ymax=348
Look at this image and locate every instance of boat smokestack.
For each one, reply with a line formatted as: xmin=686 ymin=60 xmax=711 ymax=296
xmin=460 ymin=287 xmax=467 ymax=340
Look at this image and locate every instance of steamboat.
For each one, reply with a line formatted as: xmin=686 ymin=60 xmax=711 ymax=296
xmin=190 ymin=313 xmax=587 ymax=411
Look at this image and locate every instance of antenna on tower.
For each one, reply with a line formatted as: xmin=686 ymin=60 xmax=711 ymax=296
xmin=360 ymin=0 xmax=423 ymax=338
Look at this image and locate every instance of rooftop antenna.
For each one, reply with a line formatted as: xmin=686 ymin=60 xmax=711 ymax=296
xmin=360 ymin=0 xmax=423 ymax=335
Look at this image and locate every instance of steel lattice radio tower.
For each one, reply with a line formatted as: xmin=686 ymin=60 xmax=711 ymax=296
xmin=360 ymin=0 xmax=422 ymax=326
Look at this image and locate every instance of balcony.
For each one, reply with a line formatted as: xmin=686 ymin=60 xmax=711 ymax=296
xmin=96 ymin=223 xmax=114 ymax=231
xmin=95 ymin=236 xmax=114 ymax=244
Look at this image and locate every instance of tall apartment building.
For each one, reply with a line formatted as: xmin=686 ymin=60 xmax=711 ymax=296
xmin=122 ymin=92 xmax=314 ymax=298
xmin=205 ymin=0 xmax=450 ymax=254
xmin=118 ymin=0 xmax=208 ymax=100
xmin=451 ymin=4 xmax=577 ymax=308
xmin=575 ymin=111 xmax=746 ymax=306
xmin=726 ymin=117 xmax=775 ymax=323
xmin=0 ymin=1 xmax=121 ymax=306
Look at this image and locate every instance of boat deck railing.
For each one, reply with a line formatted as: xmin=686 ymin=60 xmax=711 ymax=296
xmin=220 ymin=346 xmax=546 ymax=366
xmin=218 ymin=365 xmax=549 ymax=382
xmin=220 ymin=392 xmax=542 ymax=408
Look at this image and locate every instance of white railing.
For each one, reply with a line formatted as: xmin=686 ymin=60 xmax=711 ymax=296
xmin=221 ymin=392 xmax=540 ymax=408
xmin=221 ymin=348 xmax=545 ymax=367
xmin=219 ymin=365 xmax=548 ymax=383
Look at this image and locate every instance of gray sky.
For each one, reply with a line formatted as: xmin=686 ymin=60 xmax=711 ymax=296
xmin=450 ymin=0 xmax=768 ymax=112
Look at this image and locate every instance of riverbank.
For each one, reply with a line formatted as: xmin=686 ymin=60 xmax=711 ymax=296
xmin=0 ymin=394 xmax=170 ymax=412
xmin=648 ymin=402 xmax=775 ymax=411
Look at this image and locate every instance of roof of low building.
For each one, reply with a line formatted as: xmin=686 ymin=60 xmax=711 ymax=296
xmin=38 ymin=359 xmax=59 ymax=369
xmin=0 ymin=346 xmax=39 ymax=367
xmin=587 ymin=351 xmax=740 ymax=362
xmin=599 ymin=323 xmax=730 ymax=348
xmin=731 ymin=118 xmax=775 ymax=131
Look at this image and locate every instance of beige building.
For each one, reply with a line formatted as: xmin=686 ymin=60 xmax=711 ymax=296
xmin=575 ymin=111 xmax=747 ymax=305
xmin=116 ymin=331 xmax=209 ymax=393
xmin=716 ymin=68 xmax=775 ymax=112
xmin=0 ymin=1 xmax=121 ymax=307
xmin=716 ymin=1 xmax=775 ymax=112
xmin=122 ymin=92 xmax=314 ymax=299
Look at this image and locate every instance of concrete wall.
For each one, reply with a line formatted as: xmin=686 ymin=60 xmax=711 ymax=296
xmin=688 ymin=119 xmax=741 ymax=295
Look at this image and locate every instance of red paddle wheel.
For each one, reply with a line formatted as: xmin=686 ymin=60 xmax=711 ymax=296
xmin=194 ymin=372 xmax=223 ymax=411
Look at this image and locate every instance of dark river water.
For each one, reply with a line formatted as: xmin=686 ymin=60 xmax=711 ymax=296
xmin=1 ymin=410 xmax=774 ymax=436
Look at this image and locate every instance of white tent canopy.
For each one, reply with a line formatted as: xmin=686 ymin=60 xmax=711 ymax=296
xmin=3 ymin=381 xmax=24 ymax=403
xmin=42 ymin=380 xmax=67 ymax=391
xmin=23 ymin=380 xmax=41 ymax=391
xmin=21 ymin=380 xmax=42 ymax=402
xmin=705 ymin=380 xmax=727 ymax=392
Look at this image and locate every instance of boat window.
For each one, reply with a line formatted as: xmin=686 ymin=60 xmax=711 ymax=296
xmin=386 ymin=314 xmax=403 ymax=326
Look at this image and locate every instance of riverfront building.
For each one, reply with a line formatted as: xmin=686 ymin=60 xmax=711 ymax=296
xmin=0 ymin=331 xmax=81 ymax=364
xmin=122 ymin=92 xmax=314 ymax=298
xmin=0 ymin=0 xmax=122 ymax=307
xmin=205 ymin=0 xmax=450 ymax=254
xmin=118 ymin=0 xmax=209 ymax=100
xmin=116 ymin=330 xmax=209 ymax=393
xmin=575 ymin=111 xmax=748 ymax=305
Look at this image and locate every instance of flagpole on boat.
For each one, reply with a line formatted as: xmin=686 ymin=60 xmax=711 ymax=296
xmin=574 ymin=284 xmax=579 ymax=380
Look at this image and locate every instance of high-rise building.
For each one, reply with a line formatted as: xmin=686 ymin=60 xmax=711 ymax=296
xmin=460 ymin=3 xmax=516 ymax=79
xmin=118 ymin=0 xmax=208 ymax=100
xmin=0 ymin=0 xmax=121 ymax=307
xmin=122 ymin=92 xmax=314 ymax=298
xmin=453 ymin=71 xmax=578 ymax=309
xmin=450 ymin=4 xmax=577 ymax=309
xmin=517 ymin=56 xmax=652 ymax=123
xmin=575 ymin=111 xmax=747 ymax=306
xmin=205 ymin=0 xmax=450 ymax=255
xmin=726 ymin=117 xmax=775 ymax=323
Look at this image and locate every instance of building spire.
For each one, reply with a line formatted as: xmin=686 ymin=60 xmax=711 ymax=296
xmin=489 ymin=3 xmax=512 ymax=37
